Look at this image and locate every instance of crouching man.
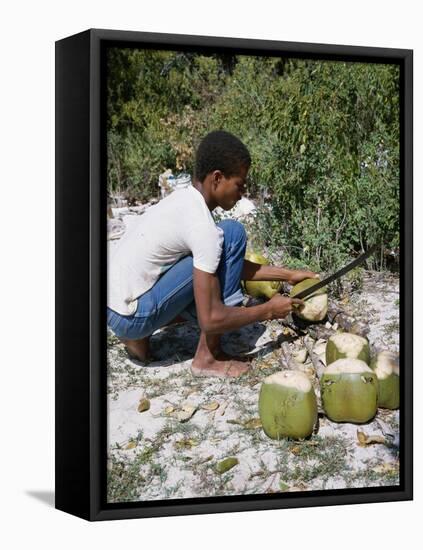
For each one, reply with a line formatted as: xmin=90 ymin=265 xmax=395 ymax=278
xmin=107 ymin=130 xmax=317 ymax=378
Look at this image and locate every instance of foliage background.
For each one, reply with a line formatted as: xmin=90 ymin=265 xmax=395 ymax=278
xmin=107 ymin=48 xmax=400 ymax=273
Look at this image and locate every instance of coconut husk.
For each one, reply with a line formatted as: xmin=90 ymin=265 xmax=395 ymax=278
xmin=308 ymin=325 xmax=334 ymax=342
xmin=327 ymin=300 xmax=369 ymax=336
xmin=279 ymin=341 xmax=299 ymax=371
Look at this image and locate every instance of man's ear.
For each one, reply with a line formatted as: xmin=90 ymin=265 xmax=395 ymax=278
xmin=212 ymin=170 xmax=223 ymax=189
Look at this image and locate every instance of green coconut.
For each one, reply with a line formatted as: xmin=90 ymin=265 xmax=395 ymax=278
xmin=370 ymin=351 xmax=400 ymax=409
xmin=259 ymin=371 xmax=318 ymax=440
xmin=289 ymin=278 xmax=328 ymax=322
xmin=243 ymin=251 xmax=283 ymax=299
xmin=320 ymin=359 xmax=378 ymax=423
xmin=326 ymin=332 xmax=370 ymax=366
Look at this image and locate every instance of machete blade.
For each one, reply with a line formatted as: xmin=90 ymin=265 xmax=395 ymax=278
xmin=291 ymin=244 xmax=378 ymax=300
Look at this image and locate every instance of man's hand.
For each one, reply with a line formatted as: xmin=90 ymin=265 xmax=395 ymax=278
xmin=267 ymin=294 xmax=305 ymax=319
xmin=285 ymin=269 xmax=319 ymax=286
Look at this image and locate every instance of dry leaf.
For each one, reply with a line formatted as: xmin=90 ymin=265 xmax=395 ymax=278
xmin=290 ymin=445 xmax=301 ymax=455
xmin=243 ymin=418 xmax=262 ymax=430
xmin=357 ymin=430 xmax=367 ymax=446
xmin=137 ymin=398 xmax=150 ymax=413
xmin=357 ymin=430 xmax=387 ymax=446
xmin=174 ymin=438 xmax=199 ymax=450
xmin=226 ymin=418 xmax=262 ymax=429
xmin=201 ymin=401 xmax=220 ymax=411
xmin=124 ymin=440 xmax=137 ymax=450
xmin=364 ymin=435 xmax=386 ymax=445
xmin=177 ymin=404 xmax=197 ymax=422
xmin=219 ymin=401 xmax=229 ymax=416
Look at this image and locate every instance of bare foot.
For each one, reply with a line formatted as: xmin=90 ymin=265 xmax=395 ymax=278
xmin=213 ymin=349 xmax=249 ymax=362
xmin=191 ymin=356 xmax=250 ymax=378
xmin=120 ymin=336 xmax=152 ymax=362
xmin=119 ymin=315 xmax=186 ymax=362
xmin=190 ymin=331 xmax=250 ymax=378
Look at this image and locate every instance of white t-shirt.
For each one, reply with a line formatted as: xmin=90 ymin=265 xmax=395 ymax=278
xmin=107 ymin=185 xmax=224 ymax=315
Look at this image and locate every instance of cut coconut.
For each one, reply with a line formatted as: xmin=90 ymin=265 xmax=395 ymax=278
xmin=259 ymin=371 xmax=317 ymax=440
xmin=290 ymin=278 xmax=328 ymax=322
xmin=320 ymin=358 xmax=378 ymax=423
xmin=243 ymin=251 xmax=282 ymax=299
xmin=326 ymin=332 xmax=370 ymax=366
xmin=370 ymin=351 xmax=400 ymax=409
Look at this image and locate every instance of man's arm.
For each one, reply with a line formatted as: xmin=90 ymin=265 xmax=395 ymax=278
xmin=241 ymin=259 xmax=318 ymax=285
xmin=193 ymin=267 xmax=303 ymax=334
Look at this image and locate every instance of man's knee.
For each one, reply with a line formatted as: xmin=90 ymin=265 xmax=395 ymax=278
xmin=217 ymin=219 xmax=247 ymax=245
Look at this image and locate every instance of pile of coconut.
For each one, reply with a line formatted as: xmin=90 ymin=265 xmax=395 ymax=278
xmin=259 ymin=333 xmax=399 ymax=440
xmin=242 ymin=250 xmax=400 ymax=440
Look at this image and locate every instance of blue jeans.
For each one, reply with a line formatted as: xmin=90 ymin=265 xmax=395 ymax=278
xmin=107 ymin=219 xmax=247 ymax=340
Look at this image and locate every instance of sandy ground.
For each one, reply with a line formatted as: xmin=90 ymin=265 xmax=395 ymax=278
xmin=106 ymin=206 xmax=400 ymax=503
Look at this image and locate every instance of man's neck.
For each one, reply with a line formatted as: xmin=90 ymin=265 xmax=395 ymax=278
xmin=193 ymin=181 xmax=217 ymax=211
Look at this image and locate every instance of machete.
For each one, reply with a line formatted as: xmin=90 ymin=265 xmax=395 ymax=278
xmin=290 ymin=244 xmax=378 ymax=300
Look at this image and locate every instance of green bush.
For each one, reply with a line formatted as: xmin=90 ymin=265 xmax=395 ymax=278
xmin=107 ymin=49 xmax=399 ymax=273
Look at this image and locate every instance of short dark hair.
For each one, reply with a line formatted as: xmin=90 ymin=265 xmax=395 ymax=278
xmin=194 ymin=130 xmax=251 ymax=182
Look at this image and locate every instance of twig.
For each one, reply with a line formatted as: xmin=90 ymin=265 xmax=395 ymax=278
xmin=335 ymin=203 xmax=348 ymax=245
xmin=303 ymin=336 xmax=326 ymax=379
xmin=219 ymin=401 xmax=229 ymax=416
xmin=263 ymin=471 xmax=279 ymax=493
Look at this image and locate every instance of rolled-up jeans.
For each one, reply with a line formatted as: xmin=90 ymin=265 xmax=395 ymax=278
xmin=107 ymin=219 xmax=247 ymax=340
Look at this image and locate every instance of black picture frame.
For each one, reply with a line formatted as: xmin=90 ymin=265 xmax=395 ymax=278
xmin=55 ymin=28 xmax=413 ymax=521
